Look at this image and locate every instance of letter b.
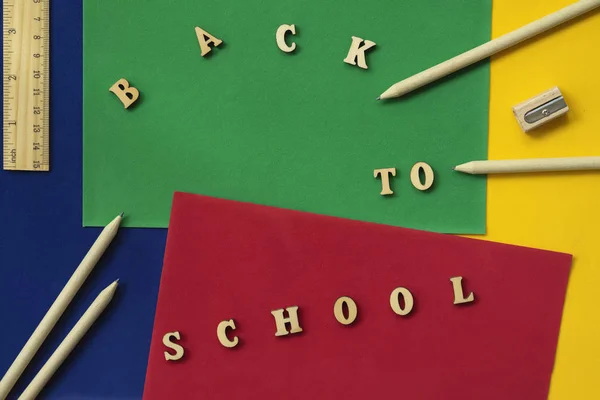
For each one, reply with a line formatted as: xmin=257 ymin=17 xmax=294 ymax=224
xmin=109 ymin=78 xmax=139 ymax=109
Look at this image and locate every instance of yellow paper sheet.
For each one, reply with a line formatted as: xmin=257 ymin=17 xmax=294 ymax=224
xmin=476 ymin=1 xmax=600 ymax=398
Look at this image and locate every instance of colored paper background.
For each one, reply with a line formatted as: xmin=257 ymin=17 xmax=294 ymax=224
xmin=83 ymin=0 xmax=491 ymax=233
xmin=1 ymin=3 xmax=165 ymax=399
xmin=144 ymin=192 xmax=571 ymax=400
xmin=471 ymin=1 xmax=600 ymax=399
xmin=1 ymin=1 xmax=599 ymax=399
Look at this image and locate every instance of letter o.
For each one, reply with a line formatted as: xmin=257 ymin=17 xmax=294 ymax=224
xmin=333 ymin=296 xmax=358 ymax=325
xmin=390 ymin=287 xmax=414 ymax=316
xmin=410 ymin=162 xmax=434 ymax=191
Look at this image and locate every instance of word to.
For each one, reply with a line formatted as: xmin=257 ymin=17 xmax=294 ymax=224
xmin=162 ymin=276 xmax=475 ymax=361
xmin=374 ymin=162 xmax=434 ymax=195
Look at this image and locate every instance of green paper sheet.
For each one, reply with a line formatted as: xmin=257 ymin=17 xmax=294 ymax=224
xmin=83 ymin=0 xmax=491 ymax=232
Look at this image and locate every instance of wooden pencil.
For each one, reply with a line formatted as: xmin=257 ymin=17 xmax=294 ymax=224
xmin=0 ymin=214 xmax=123 ymax=400
xmin=378 ymin=0 xmax=600 ymax=100
xmin=453 ymin=156 xmax=600 ymax=175
xmin=18 ymin=280 xmax=119 ymax=400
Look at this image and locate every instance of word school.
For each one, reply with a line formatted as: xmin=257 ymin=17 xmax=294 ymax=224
xmin=161 ymin=276 xmax=475 ymax=361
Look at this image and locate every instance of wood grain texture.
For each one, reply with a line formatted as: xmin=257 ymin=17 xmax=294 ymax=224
xmin=163 ymin=332 xmax=185 ymax=361
xmin=333 ymin=296 xmax=358 ymax=325
xmin=195 ymin=27 xmax=223 ymax=57
xmin=0 ymin=214 xmax=122 ymax=400
xmin=389 ymin=287 xmax=414 ymax=316
xmin=410 ymin=162 xmax=434 ymax=191
xmin=276 ymin=24 xmax=296 ymax=53
xmin=379 ymin=0 xmax=600 ymax=99
xmin=454 ymin=156 xmax=600 ymax=174
xmin=343 ymin=36 xmax=376 ymax=69
xmin=3 ymin=0 xmax=50 ymax=171
xmin=374 ymin=168 xmax=396 ymax=195
xmin=217 ymin=320 xmax=239 ymax=348
xmin=109 ymin=78 xmax=140 ymax=109
xmin=18 ymin=281 xmax=118 ymax=400
xmin=450 ymin=277 xmax=475 ymax=305
xmin=512 ymin=87 xmax=568 ymax=132
xmin=271 ymin=306 xmax=303 ymax=337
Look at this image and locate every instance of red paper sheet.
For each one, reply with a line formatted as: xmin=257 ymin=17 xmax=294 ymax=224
xmin=143 ymin=192 xmax=571 ymax=400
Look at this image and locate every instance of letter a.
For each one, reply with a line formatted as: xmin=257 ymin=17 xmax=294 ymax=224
xmin=271 ymin=306 xmax=303 ymax=337
xmin=162 ymin=331 xmax=185 ymax=361
xmin=343 ymin=36 xmax=376 ymax=69
xmin=195 ymin=26 xmax=223 ymax=57
xmin=450 ymin=276 xmax=475 ymax=305
xmin=109 ymin=78 xmax=139 ymax=109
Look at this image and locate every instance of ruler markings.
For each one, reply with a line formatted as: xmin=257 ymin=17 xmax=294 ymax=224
xmin=3 ymin=0 xmax=50 ymax=171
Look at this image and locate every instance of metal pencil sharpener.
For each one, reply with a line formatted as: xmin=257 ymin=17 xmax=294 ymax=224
xmin=512 ymin=87 xmax=569 ymax=133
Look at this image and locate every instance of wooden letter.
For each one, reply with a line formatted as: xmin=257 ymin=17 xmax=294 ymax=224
xmin=163 ymin=331 xmax=184 ymax=361
xmin=333 ymin=296 xmax=358 ymax=325
xmin=450 ymin=276 xmax=475 ymax=305
xmin=390 ymin=287 xmax=414 ymax=316
xmin=109 ymin=78 xmax=139 ymax=109
xmin=271 ymin=306 xmax=303 ymax=337
xmin=410 ymin=162 xmax=434 ymax=191
xmin=276 ymin=24 xmax=297 ymax=53
xmin=374 ymin=168 xmax=396 ymax=195
xmin=217 ymin=319 xmax=239 ymax=348
xmin=195 ymin=27 xmax=223 ymax=57
xmin=343 ymin=36 xmax=376 ymax=69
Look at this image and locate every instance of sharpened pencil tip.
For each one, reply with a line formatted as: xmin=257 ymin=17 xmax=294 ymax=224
xmin=452 ymin=167 xmax=456 ymax=171
xmin=115 ymin=279 xmax=120 ymax=284
xmin=119 ymin=212 xmax=124 ymax=218
xmin=376 ymin=96 xmax=381 ymax=101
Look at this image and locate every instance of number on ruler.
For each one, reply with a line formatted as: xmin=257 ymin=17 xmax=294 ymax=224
xmin=4 ymin=0 xmax=51 ymax=171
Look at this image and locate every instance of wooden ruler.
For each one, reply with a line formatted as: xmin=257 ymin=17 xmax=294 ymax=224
xmin=3 ymin=0 xmax=50 ymax=171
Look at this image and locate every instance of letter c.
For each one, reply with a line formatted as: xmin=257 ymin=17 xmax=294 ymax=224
xmin=276 ymin=24 xmax=297 ymax=53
